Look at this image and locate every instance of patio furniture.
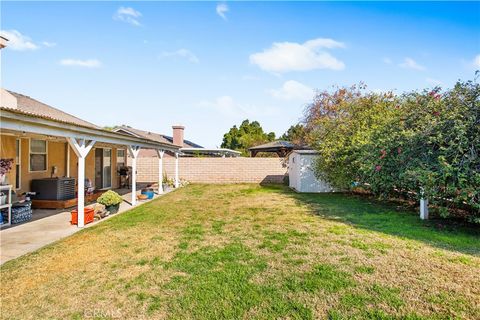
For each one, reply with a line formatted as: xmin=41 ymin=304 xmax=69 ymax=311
xmin=118 ymin=166 xmax=130 ymax=189
xmin=0 ymin=185 xmax=12 ymax=227
xmin=0 ymin=188 xmax=33 ymax=225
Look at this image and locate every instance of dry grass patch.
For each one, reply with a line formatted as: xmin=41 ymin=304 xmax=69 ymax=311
xmin=1 ymin=184 xmax=479 ymax=319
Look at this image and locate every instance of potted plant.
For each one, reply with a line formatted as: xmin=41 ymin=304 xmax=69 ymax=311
xmin=162 ymin=173 xmax=173 ymax=191
xmin=0 ymin=158 xmax=14 ymax=185
xmin=97 ymin=190 xmax=123 ymax=214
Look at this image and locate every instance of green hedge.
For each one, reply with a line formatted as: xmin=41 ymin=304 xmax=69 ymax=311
xmin=304 ymin=78 xmax=479 ymax=223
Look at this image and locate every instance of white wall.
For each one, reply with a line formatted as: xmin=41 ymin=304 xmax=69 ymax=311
xmin=289 ymin=152 xmax=333 ymax=193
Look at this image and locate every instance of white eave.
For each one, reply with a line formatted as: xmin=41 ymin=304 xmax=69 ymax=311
xmin=0 ymin=108 xmax=180 ymax=152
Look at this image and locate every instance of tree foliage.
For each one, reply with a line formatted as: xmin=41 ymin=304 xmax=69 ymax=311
xmin=221 ymin=120 xmax=275 ymax=156
xmin=304 ymin=79 xmax=480 ymax=222
xmin=280 ymin=124 xmax=308 ymax=146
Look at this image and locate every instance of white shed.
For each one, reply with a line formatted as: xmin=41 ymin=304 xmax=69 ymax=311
xmin=288 ymin=150 xmax=334 ymax=193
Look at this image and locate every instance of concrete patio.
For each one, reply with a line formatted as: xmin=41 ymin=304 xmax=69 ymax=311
xmin=0 ymin=188 xmax=172 ymax=264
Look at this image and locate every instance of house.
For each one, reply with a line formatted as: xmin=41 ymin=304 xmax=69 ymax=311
xmin=0 ymin=88 xmax=180 ymax=227
xmin=114 ymin=125 xmax=240 ymax=158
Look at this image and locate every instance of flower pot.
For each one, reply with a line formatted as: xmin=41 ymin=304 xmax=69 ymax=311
xmin=106 ymin=203 xmax=120 ymax=214
xmin=0 ymin=175 xmax=6 ymax=185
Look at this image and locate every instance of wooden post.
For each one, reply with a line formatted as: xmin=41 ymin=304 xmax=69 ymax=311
xmin=156 ymin=149 xmax=164 ymax=194
xmin=128 ymin=146 xmax=140 ymax=206
xmin=67 ymin=138 xmax=95 ymax=228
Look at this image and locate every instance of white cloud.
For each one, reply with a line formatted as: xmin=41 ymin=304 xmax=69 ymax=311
xmin=0 ymin=30 xmax=38 ymax=51
xmin=42 ymin=41 xmax=56 ymax=47
xmin=399 ymin=57 xmax=426 ymax=71
xmin=383 ymin=57 xmax=392 ymax=64
xmin=59 ymin=59 xmax=101 ymax=68
xmin=160 ymin=49 xmax=199 ymax=63
xmin=269 ymin=80 xmax=314 ymax=101
xmin=199 ymin=95 xmax=278 ymax=117
xmin=249 ymin=38 xmax=345 ymax=73
xmin=114 ymin=7 xmax=142 ymax=26
xmin=472 ymin=54 xmax=480 ymax=69
xmin=216 ymin=3 xmax=228 ymax=20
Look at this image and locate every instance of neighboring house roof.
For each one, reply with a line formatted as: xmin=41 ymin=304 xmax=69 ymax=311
xmin=163 ymin=135 xmax=203 ymax=148
xmin=5 ymin=90 xmax=101 ymax=129
xmin=114 ymin=125 xmax=203 ymax=149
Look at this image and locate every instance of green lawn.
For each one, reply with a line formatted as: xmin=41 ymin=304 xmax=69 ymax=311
xmin=1 ymin=184 xmax=479 ymax=319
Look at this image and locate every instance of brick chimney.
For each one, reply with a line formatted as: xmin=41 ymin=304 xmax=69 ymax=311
xmin=172 ymin=125 xmax=185 ymax=147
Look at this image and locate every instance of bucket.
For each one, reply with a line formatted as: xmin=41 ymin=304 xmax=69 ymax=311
xmin=71 ymin=208 xmax=95 ymax=225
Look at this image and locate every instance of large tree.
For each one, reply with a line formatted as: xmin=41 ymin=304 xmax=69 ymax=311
xmin=221 ymin=120 xmax=275 ymax=156
xmin=280 ymin=124 xmax=308 ymax=146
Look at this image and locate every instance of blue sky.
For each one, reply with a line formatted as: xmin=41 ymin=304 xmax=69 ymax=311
xmin=1 ymin=1 xmax=479 ymax=147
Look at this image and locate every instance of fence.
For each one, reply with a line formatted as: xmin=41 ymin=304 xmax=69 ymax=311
xmin=132 ymin=157 xmax=288 ymax=184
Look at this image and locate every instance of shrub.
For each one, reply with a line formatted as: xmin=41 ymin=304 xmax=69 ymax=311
xmin=304 ymin=78 xmax=479 ymax=222
xmin=97 ymin=190 xmax=123 ymax=206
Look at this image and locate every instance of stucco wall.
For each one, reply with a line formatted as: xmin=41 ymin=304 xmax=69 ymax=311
xmin=132 ymin=157 xmax=288 ymax=184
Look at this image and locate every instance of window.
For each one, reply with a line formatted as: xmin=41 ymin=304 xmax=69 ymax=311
xmin=15 ymin=139 xmax=21 ymax=189
xmin=30 ymin=139 xmax=47 ymax=172
xmin=116 ymin=149 xmax=125 ymax=169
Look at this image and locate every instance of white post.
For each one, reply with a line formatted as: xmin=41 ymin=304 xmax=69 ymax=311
xmin=420 ymin=188 xmax=429 ymax=220
xmin=128 ymin=146 xmax=140 ymax=206
xmin=174 ymin=152 xmax=179 ymax=188
xmin=67 ymin=138 xmax=95 ymax=228
xmin=77 ymin=156 xmax=85 ymax=226
xmin=156 ymin=149 xmax=164 ymax=194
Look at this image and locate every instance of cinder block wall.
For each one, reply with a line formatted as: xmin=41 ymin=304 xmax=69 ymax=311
xmin=132 ymin=157 xmax=287 ymax=184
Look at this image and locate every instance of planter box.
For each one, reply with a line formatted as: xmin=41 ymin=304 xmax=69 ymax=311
xmin=70 ymin=208 xmax=95 ymax=225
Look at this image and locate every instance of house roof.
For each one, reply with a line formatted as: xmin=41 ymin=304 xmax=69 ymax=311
xmin=1 ymin=89 xmax=179 ymax=151
xmin=5 ymin=91 xmax=101 ymax=129
xmin=114 ymin=125 xmax=203 ymax=148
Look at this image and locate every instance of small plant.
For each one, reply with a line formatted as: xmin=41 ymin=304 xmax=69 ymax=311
xmin=97 ymin=190 xmax=123 ymax=206
xmin=0 ymin=159 xmax=14 ymax=176
xmin=163 ymin=173 xmax=175 ymax=187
